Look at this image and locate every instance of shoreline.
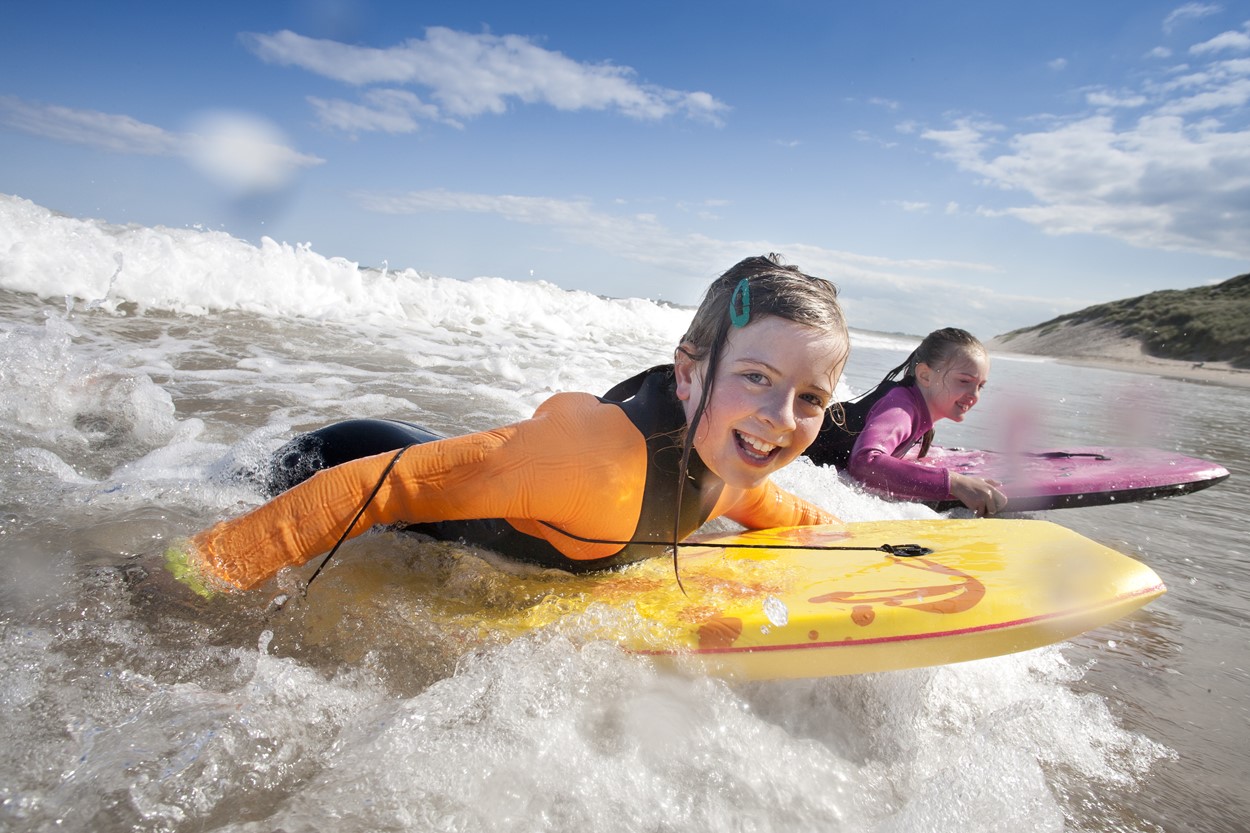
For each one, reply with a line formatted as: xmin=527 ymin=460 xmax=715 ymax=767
xmin=988 ymin=323 xmax=1250 ymax=390
xmin=1042 ymin=352 xmax=1250 ymax=389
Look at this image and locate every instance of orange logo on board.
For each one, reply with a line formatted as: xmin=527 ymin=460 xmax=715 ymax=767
xmin=808 ymin=557 xmax=986 ymax=626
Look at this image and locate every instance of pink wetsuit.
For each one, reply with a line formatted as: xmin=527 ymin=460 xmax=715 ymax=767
xmin=847 ymin=384 xmax=951 ymax=500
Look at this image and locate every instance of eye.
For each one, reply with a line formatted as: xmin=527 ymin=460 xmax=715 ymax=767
xmin=742 ymin=371 xmax=769 ymax=385
xmin=800 ymin=392 xmax=827 ymax=409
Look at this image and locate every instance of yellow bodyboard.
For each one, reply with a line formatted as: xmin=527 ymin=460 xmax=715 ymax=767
xmin=433 ymin=519 xmax=1165 ymax=680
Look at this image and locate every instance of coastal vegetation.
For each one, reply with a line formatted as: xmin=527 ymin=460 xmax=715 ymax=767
xmin=995 ymin=272 xmax=1250 ymax=368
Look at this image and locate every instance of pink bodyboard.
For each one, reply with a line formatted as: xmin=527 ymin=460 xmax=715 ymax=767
xmin=907 ymin=446 xmax=1229 ymax=511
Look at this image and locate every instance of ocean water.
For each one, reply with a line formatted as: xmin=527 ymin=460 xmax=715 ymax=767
xmin=1 ymin=192 xmax=1246 ymax=833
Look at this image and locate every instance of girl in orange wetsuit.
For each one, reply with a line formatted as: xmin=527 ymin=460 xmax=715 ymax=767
xmin=169 ymin=254 xmax=851 ymax=594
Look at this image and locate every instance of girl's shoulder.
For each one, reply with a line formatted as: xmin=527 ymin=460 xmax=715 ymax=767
xmin=533 ymin=390 xmax=609 ymax=421
xmin=845 ymin=379 xmax=914 ymax=424
xmin=872 ymin=381 xmax=923 ymax=410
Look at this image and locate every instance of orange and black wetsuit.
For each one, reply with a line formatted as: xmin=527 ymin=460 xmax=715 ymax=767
xmin=188 ymin=366 xmax=837 ymax=591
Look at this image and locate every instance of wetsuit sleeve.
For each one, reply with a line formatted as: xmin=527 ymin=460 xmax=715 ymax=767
xmin=716 ymin=480 xmax=840 ymax=529
xmin=189 ymin=393 xmax=647 ymax=591
xmin=847 ymin=400 xmax=950 ymax=500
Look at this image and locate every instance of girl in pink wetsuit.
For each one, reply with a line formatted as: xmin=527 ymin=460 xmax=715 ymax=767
xmin=806 ymin=328 xmax=1007 ymax=516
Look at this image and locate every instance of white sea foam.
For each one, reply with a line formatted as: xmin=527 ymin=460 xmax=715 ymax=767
xmin=0 ymin=194 xmax=1190 ymax=833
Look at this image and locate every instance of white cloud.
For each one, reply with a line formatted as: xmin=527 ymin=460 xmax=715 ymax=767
xmin=924 ymin=113 xmax=1250 ymax=259
xmin=308 ymin=88 xmax=455 ymax=135
xmin=1153 ymin=57 xmax=1250 ymax=113
xmin=1146 ymin=46 xmax=1174 ymax=59
xmin=676 ymin=198 xmax=729 ymax=221
xmin=1157 ymin=75 xmax=1250 ymax=114
xmin=0 ymin=95 xmax=181 ymax=156
xmin=1190 ymin=28 xmax=1250 ymax=54
xmin=242 ymin=27 xmax=730 ymax=132
xmin=921 ymin=117 xmax=1002 ymax=169
xmin=1048 ymin=58 xmax=1069 ymax=71
xmin=0 ymin=96 xmax=323 ymax=194
xmin=852 ymin=129 xmax=899 ymax=148
xmin=1163 ymin=3 xmax=1222 ymax=34
xmin=353 ymin=191 xmax=992 ymax=276
xmin=916 ymin=27 xmax=1250 ymax=261
xmin=349 ymin=186 xmax=1038 ymax=334
xmin=1085 ymin=89 xmax=1149 ymax=108
xmin=356 ymin=189 xmax=705 ymax=273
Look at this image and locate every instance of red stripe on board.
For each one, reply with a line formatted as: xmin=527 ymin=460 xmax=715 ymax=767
xmin=634 ymin=581 xmax=1167 ymax=657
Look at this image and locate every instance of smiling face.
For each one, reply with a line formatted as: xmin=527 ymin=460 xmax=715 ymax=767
xmin=916 ymin=346 xmax=990 ymax=423
xmin=674 ymin=314 xmax=847 ymax=489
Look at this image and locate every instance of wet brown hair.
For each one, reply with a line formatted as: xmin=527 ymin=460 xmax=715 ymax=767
xmin=677 ymin=254 xmax=849 ymax=437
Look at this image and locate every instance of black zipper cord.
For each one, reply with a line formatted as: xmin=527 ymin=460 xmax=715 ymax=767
xmin=302 ymin=444 xmax=415 ymax=595
xmin=538 ymin=521 xmax=932 ymax=558
xmin=301 ymin=443 xmax=934 ymax=596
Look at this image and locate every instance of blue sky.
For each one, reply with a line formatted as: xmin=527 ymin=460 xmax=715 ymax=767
xmin=2 ymin=0 xmax=1248 ymax=336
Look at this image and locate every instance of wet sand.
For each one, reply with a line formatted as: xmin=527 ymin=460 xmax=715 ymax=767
xmin=988 ymin=321 xmax=1250 ymax=390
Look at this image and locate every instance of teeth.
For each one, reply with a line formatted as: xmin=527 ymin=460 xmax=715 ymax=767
xmin=739 ymin=432 xmax=777 ymax=455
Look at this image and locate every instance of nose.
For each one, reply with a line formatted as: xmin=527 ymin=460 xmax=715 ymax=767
xmin=761 ymin=389 xmax=798 ymax=432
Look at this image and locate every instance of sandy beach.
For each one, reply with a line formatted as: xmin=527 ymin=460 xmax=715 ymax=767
xmin=987 ymin=321 xmax=1250 ymax=390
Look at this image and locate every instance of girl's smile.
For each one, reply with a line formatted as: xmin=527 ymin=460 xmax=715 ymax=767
xmin=737 ymin=431 xmax=778 ymax=460
xmin=675 ymin=315 xmax=847 ymax=489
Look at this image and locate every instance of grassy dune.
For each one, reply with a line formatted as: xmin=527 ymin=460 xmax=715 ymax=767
xmin=993 ymin=273 xmax=1250 ymax=369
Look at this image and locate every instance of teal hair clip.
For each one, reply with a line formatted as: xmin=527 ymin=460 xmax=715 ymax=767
xmin=730 ymin=277 xmax=751 ymax=327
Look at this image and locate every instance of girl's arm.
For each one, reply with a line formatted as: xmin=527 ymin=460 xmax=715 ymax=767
xmin=847 ymin=405 xmax=951 ymax=500
xmin=184 ymin=393 xmax=648 ymax=591
xmin=718 ymin=479 xmax=841 ymax=529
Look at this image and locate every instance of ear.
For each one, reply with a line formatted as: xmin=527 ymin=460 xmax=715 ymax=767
xmin=673 ymin=345 xmax=700 ymax=402
xmin=915 ymin=361 xmax=934 ymax=389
